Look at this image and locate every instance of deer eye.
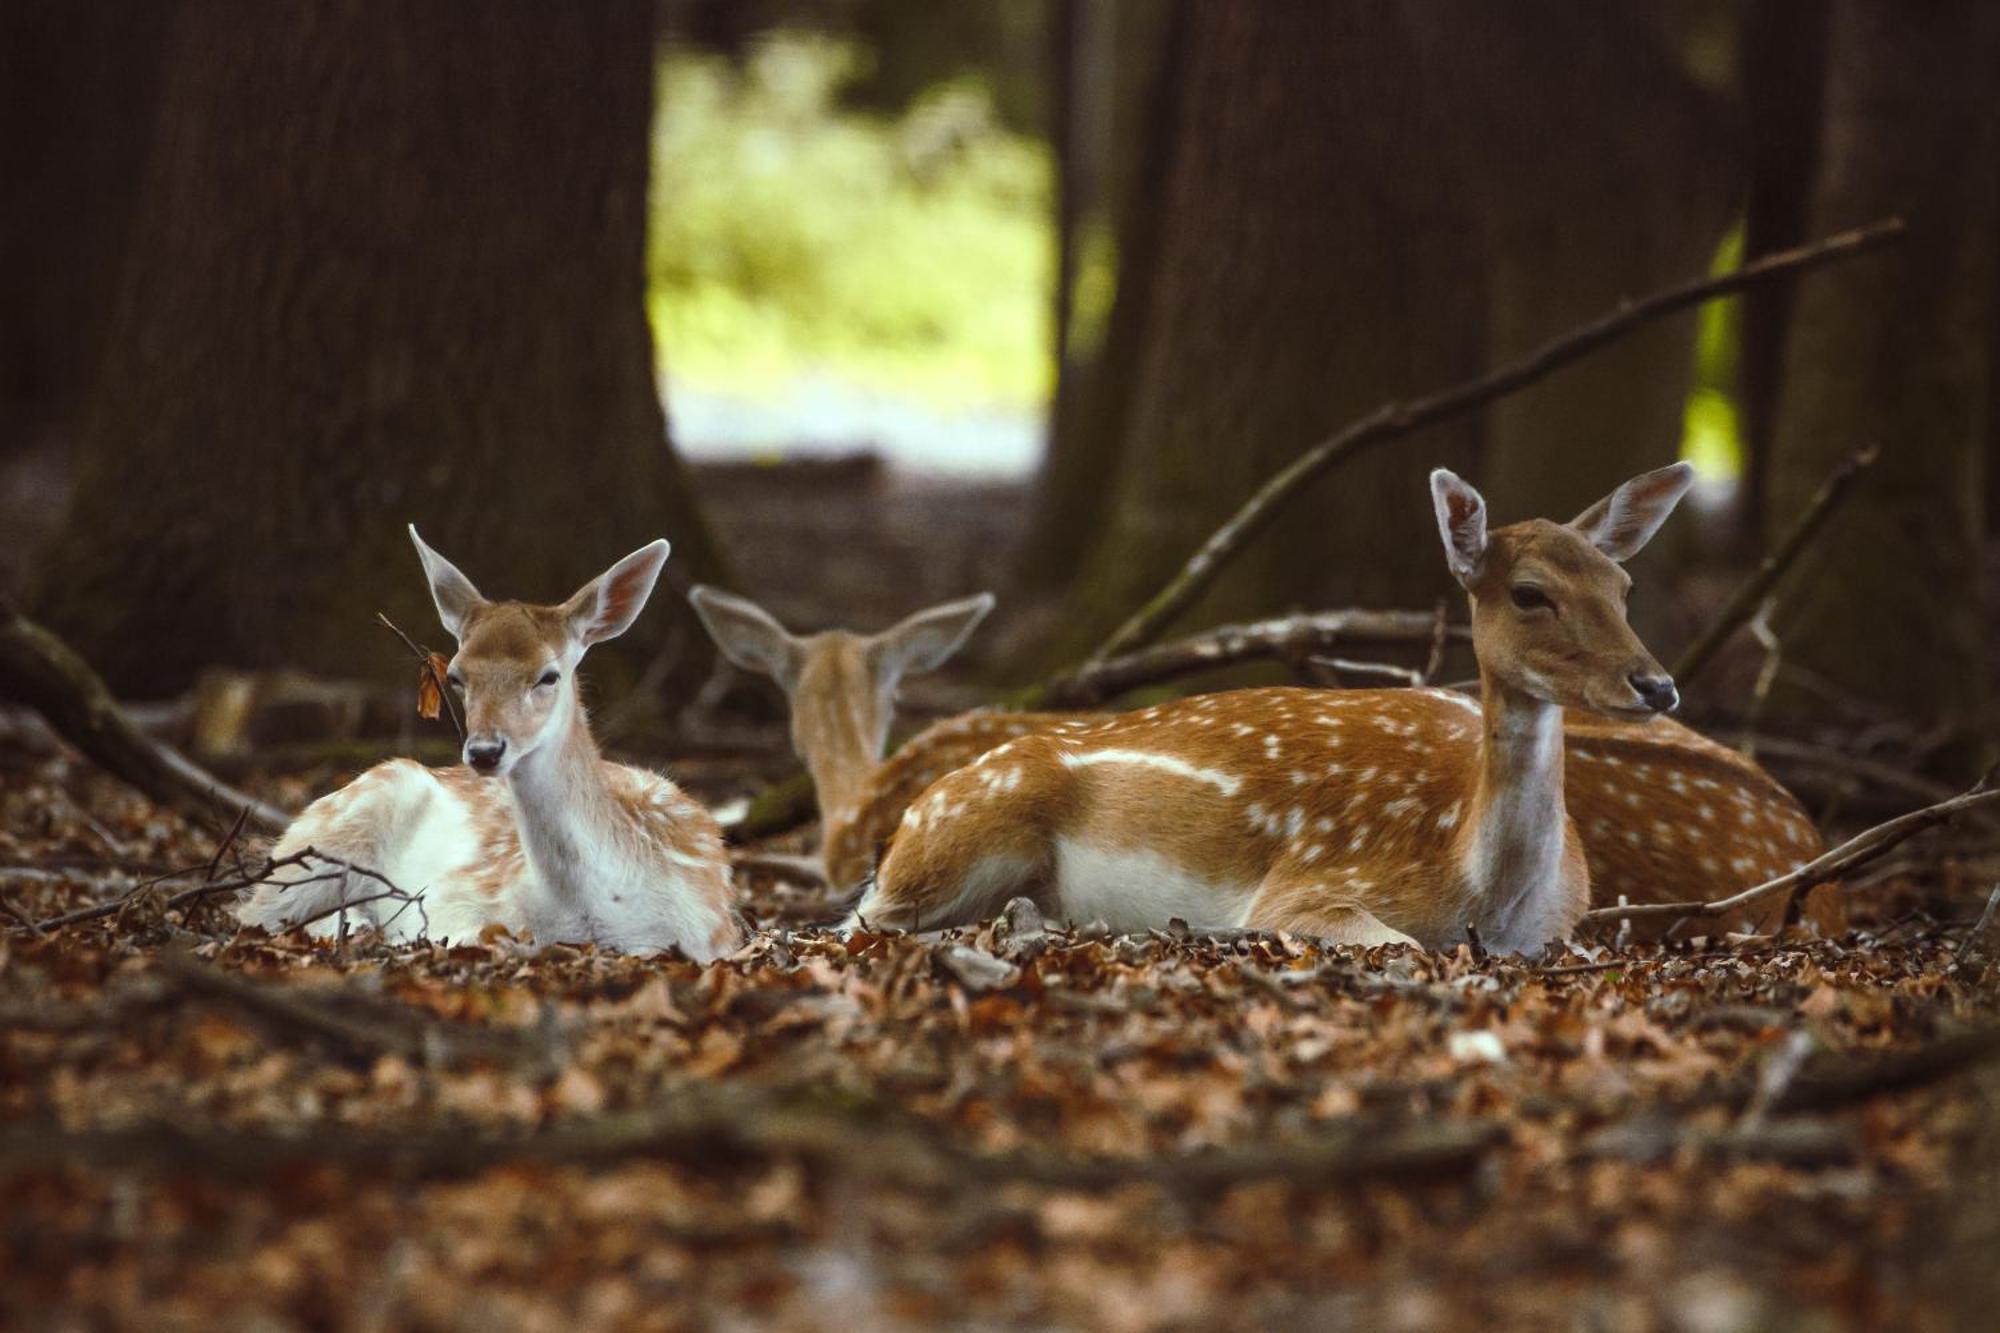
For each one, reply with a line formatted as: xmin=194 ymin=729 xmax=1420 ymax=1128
xmin=535 ymin=668 xmax=560 ymax=689
xmin=1509 ymin=585 xmax=1553 ymax=612
xmin=446 ymin=672 xmax=466 ymax=693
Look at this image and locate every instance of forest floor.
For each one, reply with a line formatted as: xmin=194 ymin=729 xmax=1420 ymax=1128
xmin=2 ymin=461 xmax=1998 ymax=1330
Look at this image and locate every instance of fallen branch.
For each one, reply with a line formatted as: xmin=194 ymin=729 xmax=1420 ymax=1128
xmin=1088 ymin=218 xmax=1906 ymax=665
xmin=1580 ymin=774 xmax=2000 ymax=927
xmin=0 ymin=597 xmax=288 ymax=835
xmin=1027 ymin=606 xmax=1459 ymax=709
xmin=20 ymin=845 xmax=400 ymax=934
xmin=0 ymin=1081 xmax=1502 ymax=1193
xmin=1675 ymin=444 xmax=1879 ymax=686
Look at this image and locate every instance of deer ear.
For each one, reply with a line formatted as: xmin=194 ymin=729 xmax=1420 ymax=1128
xmin=1429 ymin=470 xmax=1488 ymax=586
xmin=688 ymin=585 xmax=805 ymax=689
xmin=564 ymin=539 xmax=670 ymax=649
xmin=408 ymin=525 xmax=487 ymax=641
xmin=867 ymin=593 xmax=996 ymax=688
xmin=1569 ymin=462 xmax=1695 ymax=561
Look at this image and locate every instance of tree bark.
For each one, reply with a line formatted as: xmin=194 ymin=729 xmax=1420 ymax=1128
xmin=1735 ymin=0 xmax=1829 ymax=553
xmin=36 ymin=0 xmax=724 ymax=697
xmin=1015 ymin=0 xmax=1185 ymax=595
xmin=1402 ymin=0 xmax=1736 ymax=639
xmin=1764 ymin=0 xmax=1999 ymax=747
xmin=1048 ymin=0 xmax=1483 ymax=659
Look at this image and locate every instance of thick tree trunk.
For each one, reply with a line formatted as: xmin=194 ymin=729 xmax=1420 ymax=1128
xmin=1403 ymin=0 xmax=1736 ymax=640
xmin=1049 ymin=0 xmax=1483 ymax=659
xmin=1736 ymin=0 xmax=1829 ymax=553
xmin=1015 ymin=0 xmax=1184 ymax=595
xmin=1765 ymin=0 xmax=1999 ymax=748
xmin=0 ymin=1 xmax=174 ymax=595
xmin=37 ymin=0 xmax=724 ymax=697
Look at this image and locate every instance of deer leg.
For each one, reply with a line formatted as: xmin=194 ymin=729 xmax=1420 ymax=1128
xmin=853 ymin=768 xmax=1058 ymax=933
xmin=1243 ymin=873 xmax=1421 ymax=948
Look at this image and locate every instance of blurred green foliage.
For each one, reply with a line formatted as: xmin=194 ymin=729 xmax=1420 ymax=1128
xmin=648 ymin=33 xmax=1055 ymax=407
xmin=1680 ymin=223 xmax=1745 ymax=482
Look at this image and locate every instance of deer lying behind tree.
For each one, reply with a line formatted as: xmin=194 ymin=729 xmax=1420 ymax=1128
xmin=695 ymin=584 xmax=1836 ymax=941
xmin=236 ymin=529 xmax=741 ymax=959
xmin=855 ymin=463 xmax=1831 ymax=953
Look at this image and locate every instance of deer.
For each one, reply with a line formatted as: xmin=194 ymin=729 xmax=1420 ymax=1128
xmin=694 ymin=594 xmax=1834 ymax=940
xmin=235 ymin=529 xmax=742 ymax=959
xmin=687 ymin=585 xmax=1072 ymax=889
xmin=853 ymin=462 xmax=1832 ymax=953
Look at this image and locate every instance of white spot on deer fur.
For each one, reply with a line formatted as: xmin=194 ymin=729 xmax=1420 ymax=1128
xmin=1383 ymin=798 xmax=1419 ymax=819
xmin=1700 ymin=856 xmax=1720 ymax=873
xmin=1730 ymin=857 xmax=1755 ymax=873
xmin=1284 ymin=807 xmax=1306 ymax=839
xmin=1698 ymin=804 xmax=1716 ymax=822
xmin=1624 ymin=830 xmax=1641 ymax=845
xmin=1347 ymin=827 xmax=1371 ymax=852
xmin=1263 ymin=733 xmax=1282 ymax=755
xmin=1230 ymin=723 xmax=1255 ymax=737
xmin=1058 ymin=748 xmax=1243 ymax=797
xmin=1299 ymin=844 xmax=1323 ymax=866
xmin=1315 ymin=816 xmax=1334 ymax=833
xmin=1326 ymin=762 xmax=1346 ymax=779
xmin=1438 ymin=804 xmax=1462 ymax=832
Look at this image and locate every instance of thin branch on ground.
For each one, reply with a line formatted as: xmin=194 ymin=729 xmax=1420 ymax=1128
xmin=1675 ymin=444 xmax=1880 ymax=686
xmin=377 ymin=611 xmax=463 ymax=741
xmin=1088 ymin=221 xmax=1904 ymax=665
xmin=1580 ymin=772 xmax=2000 ymax=928
xmin=18 ymin=844 xmax=404 ymax=934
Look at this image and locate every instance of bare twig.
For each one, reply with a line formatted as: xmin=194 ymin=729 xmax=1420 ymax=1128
xmin=1581 ymin=774 xmax=2000 ymax=927
xmin=377 ymin=611 xmax=463 ymax=741
xmin=1026 ymin=607 xmax=1461 ymax=710
xmin=21 ymin=845 xmax=403 ymax=934
xmin=0 ymin=891 xmax=46 ymax=937
xmin=1738 ymin=598 xmax=1783 ymax=761
xmin=1675 ymin=444 xmax=1880 ymax=686
xmin=0 ymin=596 xmax=289 ymax=834
xmin=1088 ymin=221 xmax=1905 ymax=665
xmin=1421 ymin=598 xmax=1451 ymax=686
xmin=1960 ymin=885 xmax=2000 ymax=962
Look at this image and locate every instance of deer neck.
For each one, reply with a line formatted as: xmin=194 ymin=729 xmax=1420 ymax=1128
xmin=796 ymin=695 xmax=888 ymax=846
xmin=504 ymin=690 xmax=625 ymax=904
xmin=1458 ymin=670 xmax=1570 ymax=947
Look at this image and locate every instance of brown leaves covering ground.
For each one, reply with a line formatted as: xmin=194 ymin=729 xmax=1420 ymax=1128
xmin=2 ymin=746 xmax=1997 ymax=1331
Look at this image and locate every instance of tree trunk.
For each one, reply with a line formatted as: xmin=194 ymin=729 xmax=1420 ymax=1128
xmin=0 ymin=0 xmax=174 ymax=593
xmin=36 ymin=0 xmax=724 ymax=698
xmin=1765 ymin=0 xmax=1999 ymax=748
xmin=1049 ymin=0 xmax=1484 ymax=659
xmin=1403 ymin=0 xmax=1736 ymax=641
xmin=1014 ymin=0 xmax=1185 ymax=595
xmin=1736 ymin=0 xmax=1829 ymax=554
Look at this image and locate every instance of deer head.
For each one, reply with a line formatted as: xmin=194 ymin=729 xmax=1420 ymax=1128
xmin=1430 ymin=463 xmax=1693 ymax=719
xmin=410 ymin=526 xmax=671 ymax=777
xmin=688 ymin=587 xmax=995 ymax=813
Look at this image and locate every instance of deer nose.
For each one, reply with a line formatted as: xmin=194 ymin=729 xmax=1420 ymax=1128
xmin=1628 ymin=672 xmax=1678 ymax=713
xmin=465 ymin=738 xmax=507 ymax=772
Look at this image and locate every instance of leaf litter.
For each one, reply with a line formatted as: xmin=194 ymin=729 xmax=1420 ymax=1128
xmin=1 ymin=745 xmax=1997 ymax=1330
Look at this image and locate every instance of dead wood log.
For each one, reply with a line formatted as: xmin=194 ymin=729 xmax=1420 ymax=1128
xmin=0 ymin=597 xmax=287 ymax=834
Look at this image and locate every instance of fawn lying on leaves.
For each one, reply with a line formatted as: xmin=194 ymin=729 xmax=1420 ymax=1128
xmin=236 ymin=529 xmax=741 ymax=958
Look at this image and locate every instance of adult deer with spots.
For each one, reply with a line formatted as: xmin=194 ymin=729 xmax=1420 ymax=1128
xmin=236 ymin=529 xmax=741 ymax=958
xmin=860 ymin=463 xmax=1828 ymax=953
